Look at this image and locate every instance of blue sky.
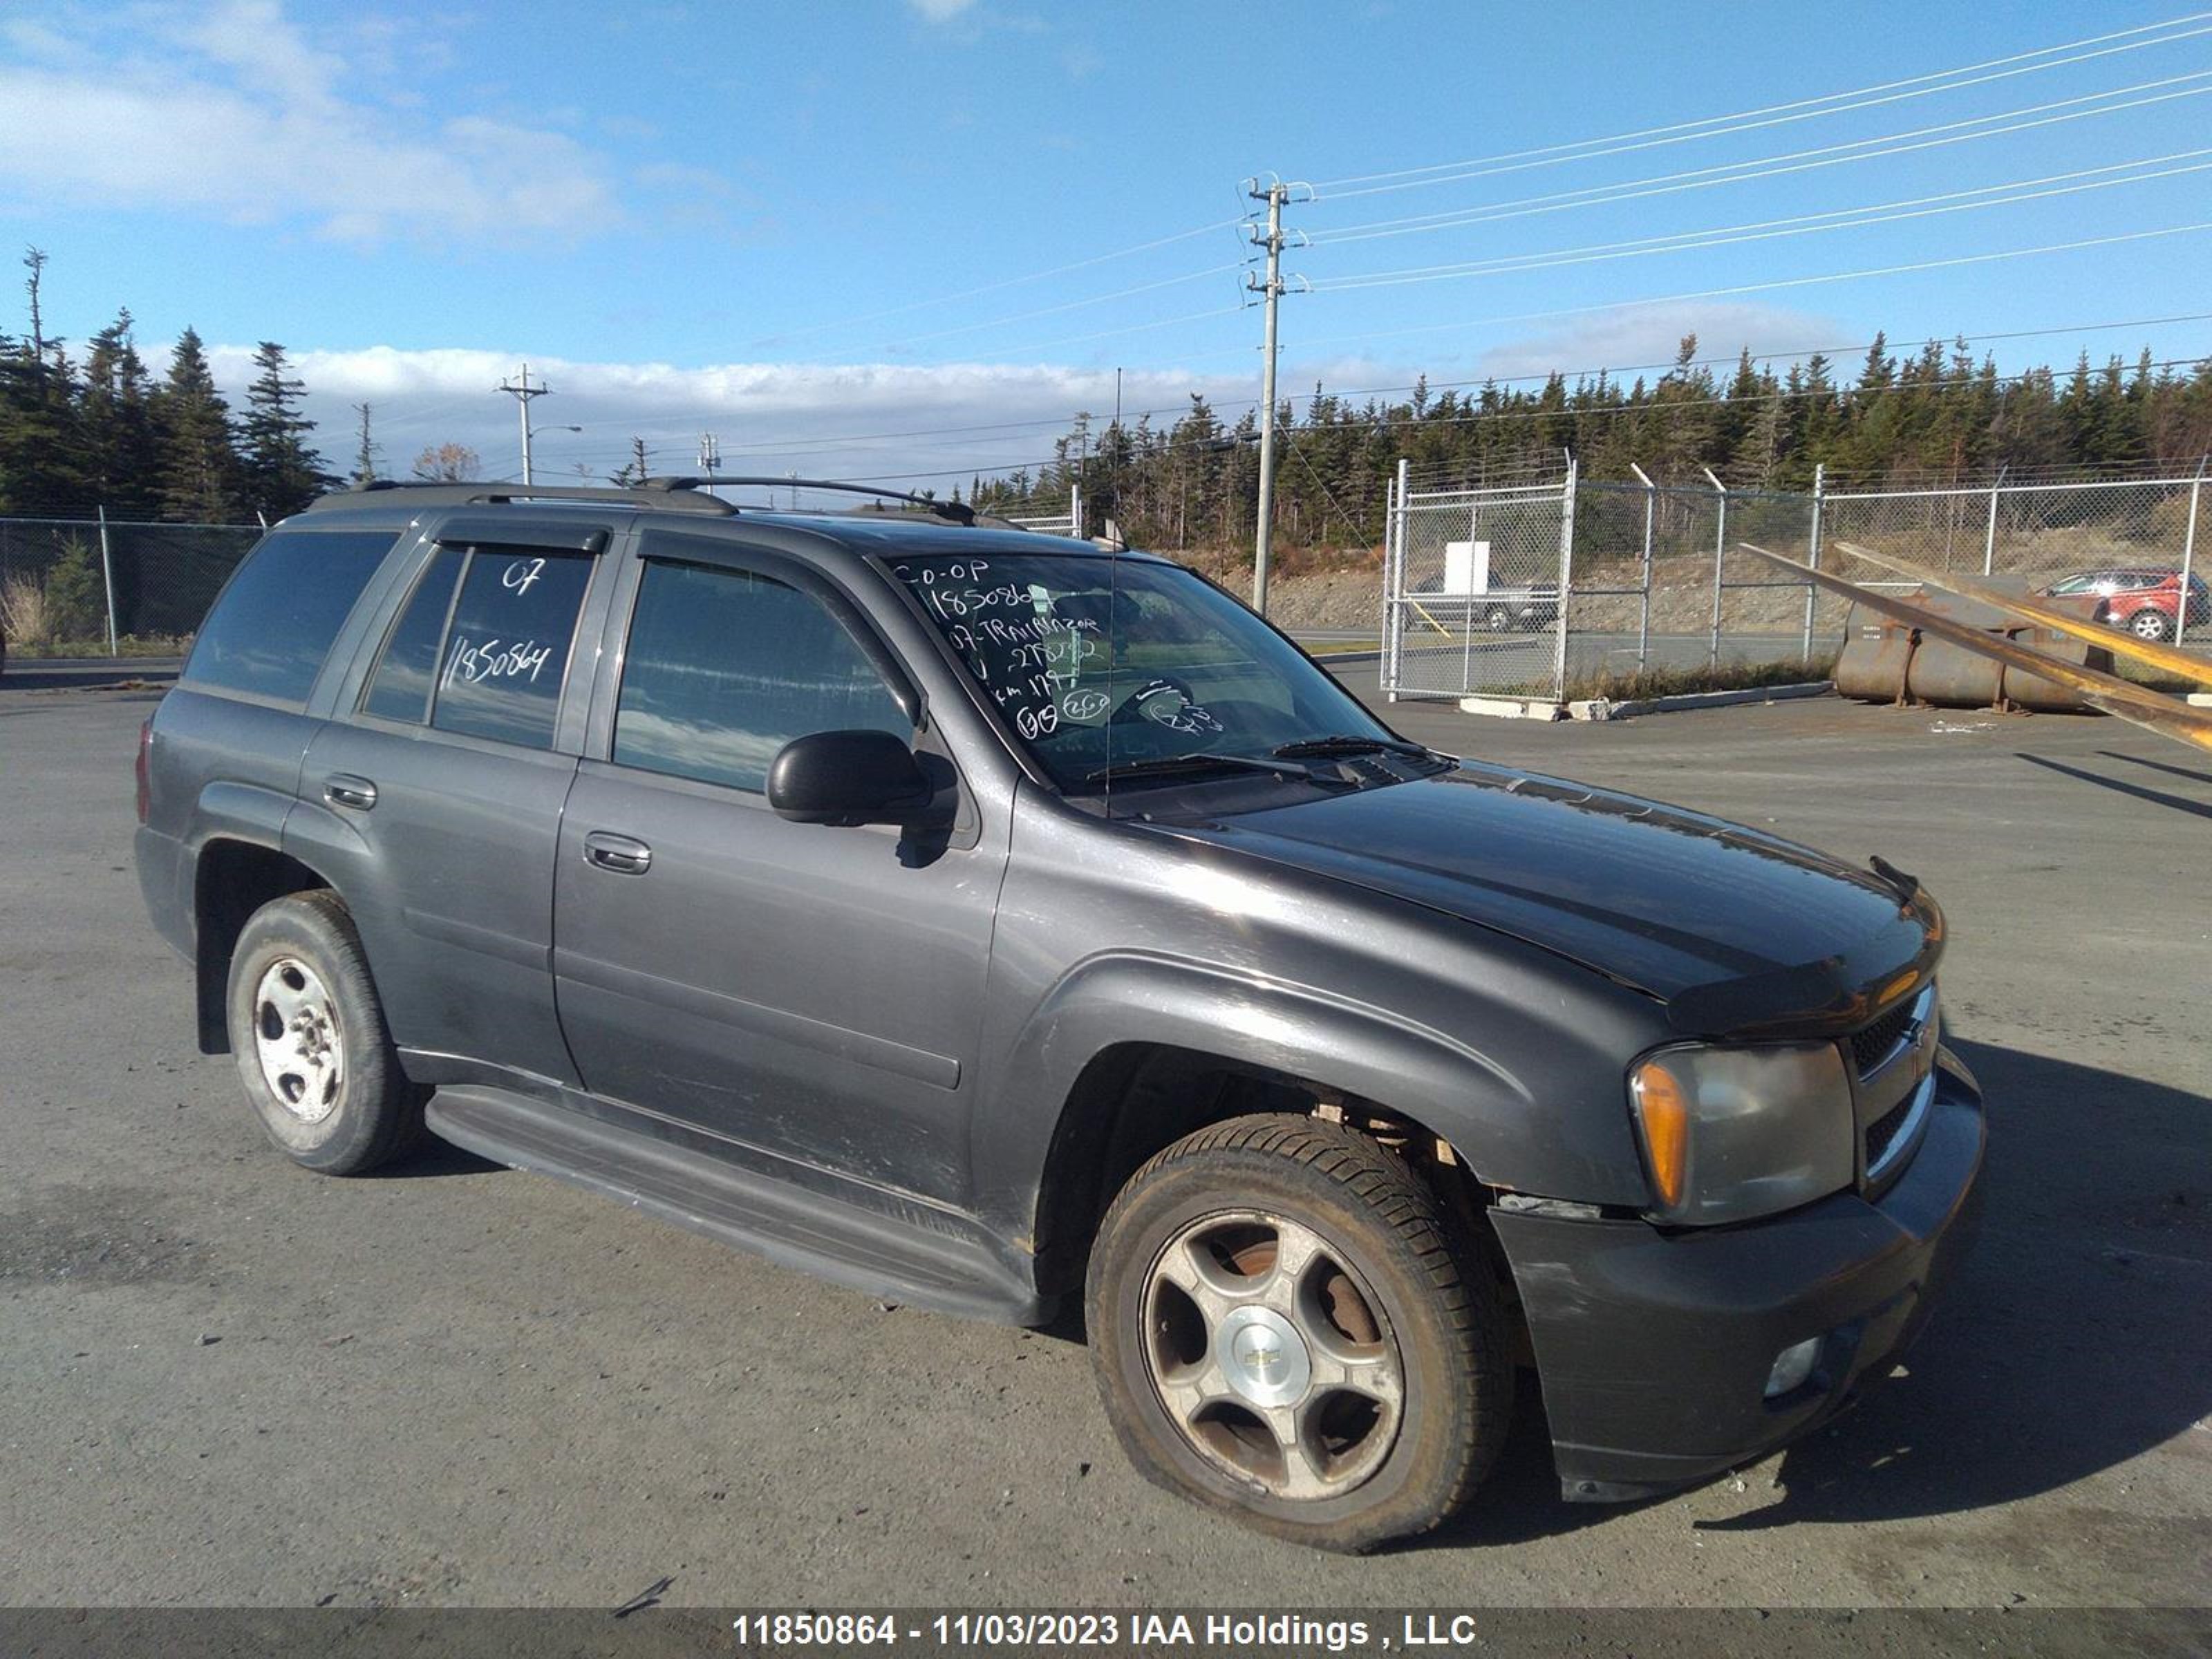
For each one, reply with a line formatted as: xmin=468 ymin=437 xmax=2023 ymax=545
xmin=5 ymin=0 xmax=2212 ymax=487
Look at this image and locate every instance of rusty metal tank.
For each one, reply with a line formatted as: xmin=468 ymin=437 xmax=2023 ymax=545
xmin=1833 ymin=578 xmax=2114 ymax=711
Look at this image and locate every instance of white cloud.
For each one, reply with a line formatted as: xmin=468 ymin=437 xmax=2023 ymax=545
xmin=0 ymin=1 xmax=677 ymax=241
xmin=906 ymin=0 xmax=979 ymax=19
xmin=206 ymin=345 xmax=1260 ymax=487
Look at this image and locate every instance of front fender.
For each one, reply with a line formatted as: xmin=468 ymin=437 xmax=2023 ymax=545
xmin=968 ymin=948 xmax=1642 ymax=1251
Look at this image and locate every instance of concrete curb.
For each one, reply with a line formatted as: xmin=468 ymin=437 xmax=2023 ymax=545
xmin=1566 ymin=681 xmax=1835 ymax=722
xmin=1456 ymin=695 xmax=1565 ymax=722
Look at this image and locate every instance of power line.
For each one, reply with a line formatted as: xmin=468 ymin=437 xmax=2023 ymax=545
xmin=1308 ymin=12 xmax=2212 ymax=198
xmin=936 ymin=302 xmax=1250 ymax=364
xmin=1226 ymin=221 xmax=2212 ymax=363
xmin=747 ymin=217 xmax=1246 ymax=348
xmin=894 ymin=74 xmax=2212 ymax=366
xmin=1311 ymin=149 xmax=2212 ymax=293
xmin=1306 ymin=71 xmax=2212 ymax=247
xmin=887 ymin=261 xmax=1248 ymax=348
xmin=1309 ymin=10 xmax=2211 ymax=189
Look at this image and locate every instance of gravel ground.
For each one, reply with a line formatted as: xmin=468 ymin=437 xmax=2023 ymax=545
xmin=0 ymin=677 xmax=2206 ymax=1618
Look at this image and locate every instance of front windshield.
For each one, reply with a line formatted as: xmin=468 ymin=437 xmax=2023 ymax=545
xmin=889 ymin=550 xmax=1398 ymax=790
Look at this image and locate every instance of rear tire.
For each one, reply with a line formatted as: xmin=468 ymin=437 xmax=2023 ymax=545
xmin=1085 ymin=1114 xmax=1511 ymax=1553
xmin=225 ymin=890 xmax=427 ymax=1175
xmin=2128 ymin=608 xmax=2173 ymax=642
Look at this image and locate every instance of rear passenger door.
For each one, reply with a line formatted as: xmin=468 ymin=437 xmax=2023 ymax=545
xmin=288 ymin=516 xmax=619 ymax=1087
xmin=551 ymin=532 xmax=1004 ymax=1204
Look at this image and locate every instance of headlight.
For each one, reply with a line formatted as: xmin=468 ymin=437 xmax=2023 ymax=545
xmin=1628 ymin=1042 xmax=1855 ymax=1225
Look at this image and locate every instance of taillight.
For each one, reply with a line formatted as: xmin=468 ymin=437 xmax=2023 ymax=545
xmin=135 ymin=718 xmax=153 ymax=823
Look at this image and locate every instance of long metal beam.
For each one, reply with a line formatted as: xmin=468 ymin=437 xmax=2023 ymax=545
xmin=1830 ymin=541 xmax=2212 ymax=688
xmin=1736 ymin=543 xmax=2212 ymax=753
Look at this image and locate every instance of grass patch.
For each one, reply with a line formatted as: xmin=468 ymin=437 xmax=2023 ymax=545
xmin=2111 ymin=651 xmax=2211 ymax=695
xmin=5 ymin=634 xmax=194 ymax=659
xmin=1563 ymin=655 xmax=1837 ymax=704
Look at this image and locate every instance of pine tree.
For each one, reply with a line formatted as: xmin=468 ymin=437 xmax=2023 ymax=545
xmin=151 ymin=328 xmax=240 ymax=522
xmin=351 ymin=402 xmax=380 ymax=485
xmin=610 ymin=436 xmax=650 ymax=487
xmin=0 ymin=248 xmax=88 ymax=512
xmin=79 ymin=310 xmax=160 ymax=516
xmin=238 ymin=341 xmax=333 ymax=517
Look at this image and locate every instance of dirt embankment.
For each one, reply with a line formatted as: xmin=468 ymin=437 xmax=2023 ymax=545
xmin=1162 ymin=545 xmax=1387 ymax=632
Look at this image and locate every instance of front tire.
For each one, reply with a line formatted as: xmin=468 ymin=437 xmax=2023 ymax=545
xmin=225 ymin=890 xmax=427 ymax=1174
xmin=1085 ymin=1115 xmax=1511 ymax=1552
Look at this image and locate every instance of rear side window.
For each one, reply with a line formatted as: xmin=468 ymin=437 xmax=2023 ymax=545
xmin=612 ymin=559 xmax=910 ymax=794
xmin=185 ymin=527 xmax=400 ymax=704
xmin=358 ymin=545 xmax=594 ymax=751
xmin=362 ymin=547 xmax=464 ymax=722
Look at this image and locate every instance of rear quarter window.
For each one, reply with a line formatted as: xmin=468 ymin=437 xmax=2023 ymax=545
xmin=184 ymin=526 xmax=402 ymax=704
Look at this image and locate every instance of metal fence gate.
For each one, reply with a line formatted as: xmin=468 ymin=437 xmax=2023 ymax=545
xmin=1381 ymin=459 xmax=1575 ymax=702
xmin=1000 ymin=483 xmax=1084 ymax=541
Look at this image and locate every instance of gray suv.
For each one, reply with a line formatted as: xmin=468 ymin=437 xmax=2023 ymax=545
xmin=135 ymin=478 xmax=1984 ymax=1551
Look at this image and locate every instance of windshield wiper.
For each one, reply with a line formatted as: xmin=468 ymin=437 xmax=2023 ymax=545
xmin=1271 ymin=734 xmax=1439 ymax=760
xmin=1083 ymin=752 xmax=1306 ymax=786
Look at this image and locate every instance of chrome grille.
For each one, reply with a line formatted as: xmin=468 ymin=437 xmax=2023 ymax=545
xmin=1849 ymin=1002 xmax=1917 ymax=1074
xmin=1862 ymin=1097 xmax=1915 ymax=1169
xmin=1851 ymin=983 xmax=1938 ymax=1188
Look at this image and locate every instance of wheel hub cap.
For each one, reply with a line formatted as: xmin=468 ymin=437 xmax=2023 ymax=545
xmin=1217 ymin=1306 xmax=1311 ymax=1407
xmin=252 ymin=957 xmax=345 ymax=1123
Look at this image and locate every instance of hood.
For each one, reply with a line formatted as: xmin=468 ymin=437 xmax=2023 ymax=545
xmin=1168 ymin=763 xmax=1942 ymax=1039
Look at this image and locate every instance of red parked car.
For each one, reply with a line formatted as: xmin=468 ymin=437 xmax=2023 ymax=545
xmin=2040 ymin=565 xmax=2211 ymax=643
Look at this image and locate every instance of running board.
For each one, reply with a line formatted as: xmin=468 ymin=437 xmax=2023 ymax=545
xmin=426 ymin=1085 xmax=1042 ymax=1324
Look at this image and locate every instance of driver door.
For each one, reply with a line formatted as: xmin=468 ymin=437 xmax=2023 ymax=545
xmin=551 ymin=534 xmax=1006 ymax=1205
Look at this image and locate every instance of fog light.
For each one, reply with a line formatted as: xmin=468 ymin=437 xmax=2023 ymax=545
xmin=1764 ymin=1335 xmax=1822 ymax=1399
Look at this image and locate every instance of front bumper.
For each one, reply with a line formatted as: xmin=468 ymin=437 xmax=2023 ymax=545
xmin=1491 ymin=1047 xmax=1985 ymax=1501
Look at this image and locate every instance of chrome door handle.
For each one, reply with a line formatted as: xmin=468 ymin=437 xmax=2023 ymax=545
xmin=324 ymin=774 xmax=377 ymax=811
xmin=583 ymin=831 xmax=652 ymax=875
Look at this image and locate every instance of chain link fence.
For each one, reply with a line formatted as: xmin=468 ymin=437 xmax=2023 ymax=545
xmin=1382 ymin=463 xmax=2209 ymax=704
xmin=1381 ymin=460 xmax=1573 ymax=701
xmin=0 ymin=514 xmax=261 ymax=658
xmin=996 ymin=484 xmax=1085 ymax=540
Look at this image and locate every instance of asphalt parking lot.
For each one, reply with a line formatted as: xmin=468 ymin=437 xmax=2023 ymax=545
xmin=1 ymin=673 xmax=2207 ymax=1613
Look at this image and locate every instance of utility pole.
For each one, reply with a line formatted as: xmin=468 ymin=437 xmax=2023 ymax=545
xmin=498 ymin=363 xmax=552 ymax=484
xmin=1244 ymin=178 xmax=1306 ymax=615
xmin=697 ymin=432 xmax=721 ymax=474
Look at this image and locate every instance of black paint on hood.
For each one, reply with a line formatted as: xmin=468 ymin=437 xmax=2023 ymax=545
xmin=1173 ymin=762 xmax=1942 ymax=1040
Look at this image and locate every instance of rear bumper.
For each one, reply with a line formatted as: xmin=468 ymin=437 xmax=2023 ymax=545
xmin=1491 ymin=1048 xmax=1985 ymax=1501
xmin=135 ymin=824 xmax=194 ymax=963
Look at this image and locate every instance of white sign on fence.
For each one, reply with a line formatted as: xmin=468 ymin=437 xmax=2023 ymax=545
xmin=1443 ymin=538 xmax=1492 ymax=595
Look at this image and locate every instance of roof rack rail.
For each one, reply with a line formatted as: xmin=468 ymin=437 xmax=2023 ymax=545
xmin=646 ymin=476 xmax=977 ymax=527
xmin=301 ymin=480 xmax=738 ymax=516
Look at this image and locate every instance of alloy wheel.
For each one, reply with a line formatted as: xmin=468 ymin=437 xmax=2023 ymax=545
xmin=1141 ymin=1210 xmax=1404 ymax=1501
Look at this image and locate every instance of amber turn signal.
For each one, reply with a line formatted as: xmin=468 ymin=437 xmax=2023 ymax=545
xmin=1630 ymin=1059 xmax=1691 ymax=1211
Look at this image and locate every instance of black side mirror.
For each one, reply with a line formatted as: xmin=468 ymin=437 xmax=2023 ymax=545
xmin=767 ymin=729 xmax=932 ymax=827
